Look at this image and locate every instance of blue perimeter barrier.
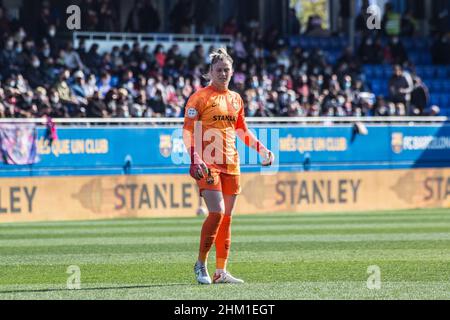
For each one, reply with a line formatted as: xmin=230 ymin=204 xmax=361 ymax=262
xmin=1 ymin=124 xmax=450 ymax=177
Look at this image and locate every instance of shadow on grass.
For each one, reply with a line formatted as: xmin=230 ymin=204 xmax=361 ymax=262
xmin=0 ymin=283 xmax=193 ymax=294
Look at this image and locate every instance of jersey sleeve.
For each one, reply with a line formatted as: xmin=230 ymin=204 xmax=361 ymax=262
xmin=183 ymin=92 xmax=204 ymax=159
xmin=235 ymin=94 xmax=265 ymax=153
xmin=235 ymin=95 xmax=248 ymax=132
xmin=183 ymin=93 xmax=203 ymax=132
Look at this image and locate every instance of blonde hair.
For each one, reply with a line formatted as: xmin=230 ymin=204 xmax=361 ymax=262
xmin=203 ymin=47 xmax=233 ymax=81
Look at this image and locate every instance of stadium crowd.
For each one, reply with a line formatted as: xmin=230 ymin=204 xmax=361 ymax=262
xmin=0 ymin=1 xmax=446 ymax=119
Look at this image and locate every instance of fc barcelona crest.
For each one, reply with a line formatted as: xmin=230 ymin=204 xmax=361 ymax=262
xmin=159 ymin=135 xmax=172 ymax=158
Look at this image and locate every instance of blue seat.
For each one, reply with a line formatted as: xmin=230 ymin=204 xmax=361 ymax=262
xmin=318 ymin=38 xmax=329 ymax=49
xmin=110 ymin=76 xmax=119 ymax=87
xmin=409 ymin=53 xmax=420 ymax=64
xmin=443 ymin=81 xmax=450 ymax=91
xmin=430 ymin=80 xmax=443 ymax=93
xmin=309 ymin=37 xmax=319 ymax=48
xmin=371 ymin=81 xmax=382 ymax=95
xmin=414 ymin=40 xmax=427 ymax=50
xmin=330 ymin=37 xmax=341 ymax=49
xmin=423 ymin=66 xmax=435 ymax=78
xmin=436 ymin=68 xmax=448 ymax=79
xmin=383 ymin=65 xmax=393 ymax=78
xmin=298 ymin=38 xmax=309 ymax=49
xmin=440 ymin=94 xmax=450 ymax=108
xmin=403 ymin=38 xmax=413 ymax=49
xmin=363 ymin=66 xmax=374 ymax=78
xmin=430 ymin=94 xmax=440 ymax=106
xmin=421 ymin=53 xmax=432 ymax=65
xmin=414 ymin=66 xmax=425 ymax=77
xmin=373 ymin=67 xmax=384 ymax=79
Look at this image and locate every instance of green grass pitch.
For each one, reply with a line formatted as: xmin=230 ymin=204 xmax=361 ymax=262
xmin=0 ymin=208 xmax=449 ymax=300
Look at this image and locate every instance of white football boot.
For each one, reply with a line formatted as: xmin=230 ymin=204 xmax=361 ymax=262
xmin=213 ymin=271 xmax=245 ymax=284
xmin=194 ymin=261 xmax=212 ymax=285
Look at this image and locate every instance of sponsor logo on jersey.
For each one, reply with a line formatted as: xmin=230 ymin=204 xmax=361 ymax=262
xmin=212 ymin=115 xmax=237 ymax=122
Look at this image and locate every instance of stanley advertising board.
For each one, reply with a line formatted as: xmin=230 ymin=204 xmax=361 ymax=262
xmin=1 ymin=168 xmax=449 ymax=223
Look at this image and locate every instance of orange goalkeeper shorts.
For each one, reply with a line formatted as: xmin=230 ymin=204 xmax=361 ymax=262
xmin=196 ymin=169 xmax=241 ymax=196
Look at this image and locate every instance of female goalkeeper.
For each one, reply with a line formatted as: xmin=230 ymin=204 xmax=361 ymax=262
xmin=183 ymin=48 xmax=274 ymax=284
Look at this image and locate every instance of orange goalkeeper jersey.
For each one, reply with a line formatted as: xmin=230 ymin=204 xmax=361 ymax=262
xmin=183 ymin=85 xmax=249 ymax=175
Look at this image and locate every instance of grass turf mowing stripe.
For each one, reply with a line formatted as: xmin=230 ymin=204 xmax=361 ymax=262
xmin=0 ymin=249 xmax=449 ymax=266
xmin=1 ymin=232 xmax=450 ymax=247
xmin=1 ymin=221 xmax=450 ymax=237
xmin=0 ymin=261 xmax=449 ymax=286
xmin=1 ymin=281 xmax=449 ymax=300
xmin=1 ymin=239 xmax=450 ymax=256
xmin=0 ymin=209 xmax=449 ymax=300
xmin=1 ymin=209 xmax=448 ymax=229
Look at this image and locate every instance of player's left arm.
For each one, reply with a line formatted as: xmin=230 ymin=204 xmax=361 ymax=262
xmin=235 ymin=97 xmax=274 ymax=166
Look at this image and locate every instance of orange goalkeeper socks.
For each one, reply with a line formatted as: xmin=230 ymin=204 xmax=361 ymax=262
xmin=215 ymin=215 xmax=232 ymax=270
xmin=198 ymin=212 xmax=224 ymax=264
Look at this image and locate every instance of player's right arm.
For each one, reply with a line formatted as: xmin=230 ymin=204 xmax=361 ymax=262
xmin=183 ymin=93 xmax=208 ymax=180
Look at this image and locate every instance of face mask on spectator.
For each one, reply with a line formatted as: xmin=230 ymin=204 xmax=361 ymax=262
xmin=6 ymin=41 xmax=13 ymax=50
xmin=24 ymin=96 xmax=33 ymax=104
xmin=18 ymin=29 xmax=26 ymax=41
xmin=43 ymin=48 xmax=51 ymax=57
xmin=49 ymin=28 xmax=56 ymax=37
xmin=32 ymin=60 xmax=40 ymax=68
xmin=16 ymin=46 xmax=23 ymax=53
xmin=51 ymin=95 xmax=59 ymax=103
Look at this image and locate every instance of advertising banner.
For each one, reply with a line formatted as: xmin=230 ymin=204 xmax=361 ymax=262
xmin=1 ymin=168 xmax=449 ymax=223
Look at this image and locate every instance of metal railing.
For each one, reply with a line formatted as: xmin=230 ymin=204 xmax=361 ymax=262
xmin=0 ymin=117 xmax=448 ymax=126
xmin=72 ymin=31 xmax=233 ymax=43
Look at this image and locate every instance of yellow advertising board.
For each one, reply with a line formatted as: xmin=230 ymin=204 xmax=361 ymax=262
xmin=1 ymin=168 xmax=449 ymax=223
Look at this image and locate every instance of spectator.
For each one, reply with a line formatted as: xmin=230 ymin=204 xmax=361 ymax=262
xmin=85 ymin=44 xmax=102 ymax=74
xmin=169 ymin=0 xmax=194 ymax=33
xmin=222 ymin=17 xmax=238 ymax=36
xmin=188 ymin=44 xmax=205 ymax=71
xmin=401 ymin=9 xmax=417 ymax=37
xmin=62 ymin=42 xmax=85 ymax=71
xmin=287 ymin=8 xmax=301 ymax=35
xmin=385 ymin=36 xmax=408 ymax=65
xmin=98 ymin=0 xmax=119 ymax=32
xmin=389 ymin=65 xmax=414 ymax=113
xmin=194 ymin=0 xmax=216 ymax=34
xmin=87 ymin=90 xmax=108 ymax=117
xmin=410 ymin=76 xmax=429 ymax=115
xmin=126 ymin=0 xmax=143 ymax=33
xmin=358 ymin=36 xmax=384 ymax=64
xmin=431 ymin=33 xmax=450 ymax=65
xmin=53 ymin=69 xmax=79 ymax=115
xmin=0 ymin=6 xmax=12 ymax=37
xmin=382 ymin=3 xmax=401 ymax=36
xmin=98 ymin=72 xmax=112 ymax=98
xmin=70 ymin=70 xmax=89 ymax=105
